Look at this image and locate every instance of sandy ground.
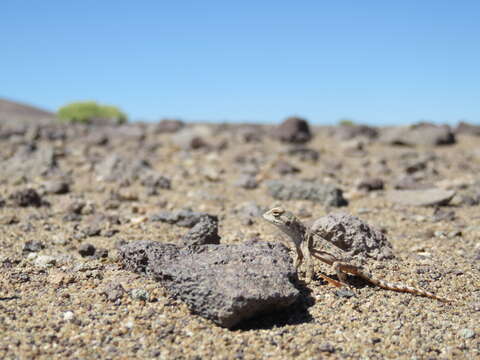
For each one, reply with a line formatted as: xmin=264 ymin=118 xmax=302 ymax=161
xmin=0 ymin=123 xmax=479 ymax=359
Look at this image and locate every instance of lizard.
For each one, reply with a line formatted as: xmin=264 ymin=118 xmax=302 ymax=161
xmin=262 ymin=206 xmax=450 ymax=303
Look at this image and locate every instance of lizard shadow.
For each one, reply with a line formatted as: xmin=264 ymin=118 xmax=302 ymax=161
xmin=233 ymin=274 xmax=376 ymax=331
xmin=313 ymin=272 xmax=374 ymax=291
xmin=233 ymin=279 xmax=315 ymax=331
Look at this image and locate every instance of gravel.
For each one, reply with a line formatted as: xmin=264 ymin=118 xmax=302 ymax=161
xmin=0 ymin=120 xmax=477 ymax=359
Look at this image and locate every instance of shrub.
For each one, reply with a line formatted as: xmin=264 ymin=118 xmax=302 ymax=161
xmin=57 ymin=101 xmax=127 ymax=124
xmin=338 ymin=118 xmax=356 ymax=126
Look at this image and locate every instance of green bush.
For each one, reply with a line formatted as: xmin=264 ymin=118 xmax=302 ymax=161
xmin=338 ymin=118 xmax=356 ymax=126
xmin=57 ymin=101 xmax=127 ymax=124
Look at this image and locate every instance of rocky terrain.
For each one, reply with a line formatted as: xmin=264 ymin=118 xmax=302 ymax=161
xmin=0 ymin=114 xmax=479 ymax=359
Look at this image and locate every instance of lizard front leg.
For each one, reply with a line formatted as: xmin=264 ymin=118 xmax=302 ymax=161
xmin=300 ymin=238 xmax=313 ymax=283
xmin=292 ymin=244 xmax=304 ymax=270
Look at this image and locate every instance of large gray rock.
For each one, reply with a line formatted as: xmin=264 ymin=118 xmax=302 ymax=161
xmin=95 ymin=154 xmax=150 ymax=183
xmin=273 ymin=117 xmax=312 ymax=144
xmin=1 ymin=144 xmax=60 ymax=182
xmin=386 ymin=189 xmax=456 ymax=207
xmin=379 ymin=123 xmax=455 ymax=146
xmin=266 ymin=180 xmax=348 ymax=207
xmin=95 ymin=154 xmax=169 ymax=187
xmin=119 ymin=240 xmax=299 ymax=328
xmin=310 ymin=213 xmax=394 ymax=261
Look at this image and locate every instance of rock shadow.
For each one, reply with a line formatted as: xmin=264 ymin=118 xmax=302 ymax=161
xmin=233 ymin=280 xmax=315 ymax=331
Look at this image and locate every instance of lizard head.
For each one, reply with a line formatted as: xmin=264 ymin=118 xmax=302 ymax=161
xmin=262 ymin=207 xmax=306 ymax=245
xmin=263 ymin=207 xmax=295 ymax=229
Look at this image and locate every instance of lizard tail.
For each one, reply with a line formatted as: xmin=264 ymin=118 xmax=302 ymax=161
xmin=356 ymin=270 xmax=451 ymax=303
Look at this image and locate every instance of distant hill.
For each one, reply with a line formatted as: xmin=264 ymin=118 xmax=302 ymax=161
xmin=0 ymin=98 xmax=56 ymax=124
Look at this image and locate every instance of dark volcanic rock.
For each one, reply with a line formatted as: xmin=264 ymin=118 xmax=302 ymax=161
xmin=140 ymin=173 xmax=171 ymax=189
xmin=273 ymin=117 xmax=312 ymax=144
xmin=232 ymin=202 xmax=267 ymax=220
xmin=357 ymin=178 xmax=384 ymax=192
xmin=310 ymin=213 xmax=394 ymax=261
xmin=333 ymin=124 xmax=379 ymax=140
xmin=266 ymin=180 xmax=347 ymax=207
xmin=23 ymin=241 xmax=45 ymax=253
xmin=379 ymin=123 xmax=455 ymax=146
xmin=150 ymin=210 xmax=217 ymax=228
xmin=78 ymin=243 xmax=96 ymax=257
xmin=181 ymin=216 xmax=220 ymax=246
xmin=119 ymin=240 xmax=299 ymax=328
xmin=287 ymin=147 xmax=319 ymax=162
xmin=234 ymin=174 xmax=258 ymax=189
xmin=10 ymin=189 xmax=45 ymax=207
xmin=155 ymin=119 xmax=184 ymax=133
xmin=274 ymin=160 xmax=300 ymax=175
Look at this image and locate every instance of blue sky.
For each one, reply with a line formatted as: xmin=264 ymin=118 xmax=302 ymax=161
xmin=1 ymin=1 xmax=479 ymax=124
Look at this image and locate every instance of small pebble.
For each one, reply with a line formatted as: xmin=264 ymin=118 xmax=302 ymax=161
xmin=357 ymin=208 xmax=371 ymax=214
xmin=34 ymin=255 xmax=57 ymax=268
xmin=63 ymin=311 xmax=75 ymax=321
xmin=318 ymin=342 xmax=335 ymax=353
xmin=23 ymin=241 xmax=45 ymax=253
xmin=447 ymin=230 xmax=462 ymax=238
xmin=131 ymin=289 xmax=149 ymax=301
xmin=459 ymin=328 xmax=475 ymax=339
xmin=458 ymin=328 xmax=475 ymax=339
xmin=79 ymin=243 xmax=96 ymax=257
xmin=335 ymin=288 xmax=356 ymax=298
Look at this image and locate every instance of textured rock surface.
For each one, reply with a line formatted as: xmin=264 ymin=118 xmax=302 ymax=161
xmin=379 ymin=123 xmax=455 ymax=146
xmin=273 ymin=117 xmax=312 ymax=144
xmin=95 ymin=154 xmax=151 ymax=183
xmin=310 ymin=212 xmax=394 ymax=261
xmin=9 ymin=188 xmax=45 ymax=207
xmin=119 ymin=240 xmax=299 ymax=328
xmin=1 ymin=144 xmax=59 ymax=182
xmin=154 ymin=119 xmax=184 ymax=133
xmin=332 ymin=124 xmax=379 ymax=140
xmin=386 ymin=189 xmax=456 ymax=207
xmin=357 ymin=178 xmax=384 ymax=192
xmin=266 ymin=180 xmax=348 ymax=207
xmin=180 ymin=215 xmax=221 ymax=246
xmin=149 ymin=209 xmax=216 ymax=228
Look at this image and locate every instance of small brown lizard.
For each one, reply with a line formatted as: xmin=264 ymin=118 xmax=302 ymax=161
xmin=263 ymin=206 xmax=450 ymax=302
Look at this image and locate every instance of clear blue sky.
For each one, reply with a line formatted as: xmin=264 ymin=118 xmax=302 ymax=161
xmin=1 ymin=1 xmax=479 ymax=124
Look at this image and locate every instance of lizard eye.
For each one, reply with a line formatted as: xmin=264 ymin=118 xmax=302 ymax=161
xmin=270 ymin=207 xmax=284 ymax=217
